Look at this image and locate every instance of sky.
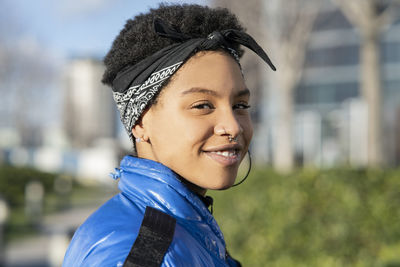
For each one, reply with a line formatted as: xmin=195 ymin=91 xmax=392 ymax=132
xmin=2 ymin=0 xmax=208 ymax=58
xmin=0 ymin=0 xmax=209 ymax=131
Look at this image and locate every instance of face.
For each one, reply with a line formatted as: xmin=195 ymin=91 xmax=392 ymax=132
xmin=134 ymin=51 xmax=253 ymax=195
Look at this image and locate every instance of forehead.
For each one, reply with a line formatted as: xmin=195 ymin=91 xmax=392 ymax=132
xmin=162 ymin=51 xmax=247 ymax=98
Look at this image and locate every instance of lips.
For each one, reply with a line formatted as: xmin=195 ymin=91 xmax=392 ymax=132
xmin=203 ymin=144 xmax=242 ymax=166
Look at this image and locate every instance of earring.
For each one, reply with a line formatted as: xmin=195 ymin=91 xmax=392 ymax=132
xmin=135 ymin=137 xmax=142 ymax=143
xmin=232 ymin=150 xmax=252 ymax=187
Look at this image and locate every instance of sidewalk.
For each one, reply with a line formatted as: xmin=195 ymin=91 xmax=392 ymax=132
xmin=5 ymin=206 xmax=101 ymax=267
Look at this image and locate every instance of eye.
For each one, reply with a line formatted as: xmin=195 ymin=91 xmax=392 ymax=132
xmin=233 ymin=102 xmax=251 ymax=110
xmin=191 ymin=102 xmax=214 ymax=110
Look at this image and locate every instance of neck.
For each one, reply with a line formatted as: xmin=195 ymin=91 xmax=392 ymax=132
xmin=180 ymin=178 xmax=207 ymax=196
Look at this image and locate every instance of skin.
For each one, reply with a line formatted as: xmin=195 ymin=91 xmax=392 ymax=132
xmin=132 ymin=50 xmax=253 ymax=195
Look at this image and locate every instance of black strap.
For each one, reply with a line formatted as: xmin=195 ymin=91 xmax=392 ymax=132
xmin=123 ymin=206 xmax=176 ymax=267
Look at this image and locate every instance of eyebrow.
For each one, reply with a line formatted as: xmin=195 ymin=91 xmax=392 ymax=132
xmin=180 ymin=87 xmax=250 ymax=97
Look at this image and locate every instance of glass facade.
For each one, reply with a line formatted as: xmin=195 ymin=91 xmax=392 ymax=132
xmin=296 ymin=82 xmax=359 ymax=105
xmin=306 ymin=45 xmax=359 ymax=67
xmin=295 ymin=2 xmax=400 ymax=166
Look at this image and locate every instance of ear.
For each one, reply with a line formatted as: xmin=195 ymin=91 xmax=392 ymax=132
xmin=131 ymin=124 xmax=144 ymax=141
xmin=131 ymin=110 xmax=151 ymax=142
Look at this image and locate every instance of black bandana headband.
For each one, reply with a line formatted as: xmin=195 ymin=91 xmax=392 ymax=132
xmin=112 ymin=18 xmax=276 ymax=145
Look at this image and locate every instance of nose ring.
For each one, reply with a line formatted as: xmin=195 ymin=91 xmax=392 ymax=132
xmin=228 ymin=135 xmax=237 ymax=142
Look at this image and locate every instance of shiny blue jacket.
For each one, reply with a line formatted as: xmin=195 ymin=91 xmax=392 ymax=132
xmin=63 ymin=156 xmax=239 ymax=266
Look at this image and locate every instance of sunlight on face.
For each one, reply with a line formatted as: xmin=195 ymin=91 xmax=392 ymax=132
xmin=135 ymin=51 xmax=253 ymax=194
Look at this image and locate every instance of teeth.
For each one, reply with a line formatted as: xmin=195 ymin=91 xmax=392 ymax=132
xmin=214 ymin=150 xmax=236 ymax=157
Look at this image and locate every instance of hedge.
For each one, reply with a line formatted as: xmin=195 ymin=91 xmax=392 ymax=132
xmin=0 ymin=165 xmax=60 ymax=241
xmin=210 ymin=167 xmax=400 ymax=267
xmin=0 ymin=165 xmax=55 ymax=208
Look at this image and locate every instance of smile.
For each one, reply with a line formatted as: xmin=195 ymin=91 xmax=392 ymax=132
xmin=204 ymin=149 xmax=240 ymax=166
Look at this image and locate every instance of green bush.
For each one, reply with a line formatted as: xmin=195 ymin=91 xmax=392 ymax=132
xmin=0 ymin=165 xmax=55 ymax=208
xmin=0 ymin=165 xmax=57 ymax=241
xmin=210 ymin=167 xmax=400 ymax=267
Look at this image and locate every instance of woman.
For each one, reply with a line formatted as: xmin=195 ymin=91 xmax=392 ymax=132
xmin=63 ymin=3 xmax=275 ymax=267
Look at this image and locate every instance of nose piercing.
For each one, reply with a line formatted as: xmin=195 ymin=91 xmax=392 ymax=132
xmin=228 ymin=135 xmax=237 ymax=142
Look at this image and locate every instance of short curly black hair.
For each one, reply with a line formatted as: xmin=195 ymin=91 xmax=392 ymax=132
xmin=101 ymin=3 xmax=245 ymax=86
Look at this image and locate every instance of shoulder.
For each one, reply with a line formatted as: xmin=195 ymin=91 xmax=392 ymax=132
xmin=63 ymin=193 xmax=226 ymax=267
xmin=162 ymin=219 xmax=230 ymax=267
xmin=161 ymin=222 xmax=235 ymax=267
xmin=63 ymin=193 xmax=144 ymax=267
xmin=162 ymin=223 xmax=212 ymax=267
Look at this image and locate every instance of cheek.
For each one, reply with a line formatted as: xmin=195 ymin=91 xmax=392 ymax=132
xmin=151 ymin=110 xmax=213 ymax=155
xmin=147 ymin=112 xmax=178 ymax=151
xmin=178 ymin=117 xmax=214 ymax=151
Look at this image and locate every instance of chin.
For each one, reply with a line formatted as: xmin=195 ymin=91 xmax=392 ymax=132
xmin=206 ymin=173 xmax=237 ymax=190
xmin=216 ymin=184 xmax=233 ymax=191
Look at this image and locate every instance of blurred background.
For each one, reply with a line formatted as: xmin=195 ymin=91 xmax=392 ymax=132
xmin=0 ymin=0 xmax=399 ymax=266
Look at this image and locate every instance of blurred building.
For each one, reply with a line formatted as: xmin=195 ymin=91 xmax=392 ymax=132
xmin=59 ymin=57 xmax=124 ymax=181
xmin=63 ymin=58 xmax=117 ymax=148
xmin=0 ymin=56 xmax=130 ymax=181
xmin=295 ymin=3 xmax=400 ymax=167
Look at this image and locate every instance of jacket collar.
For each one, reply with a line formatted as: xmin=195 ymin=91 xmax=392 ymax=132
xmin=112 ymin=155 xmax=225 ymax=243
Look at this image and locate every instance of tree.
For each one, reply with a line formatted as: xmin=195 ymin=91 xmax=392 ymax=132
xmin=263 ymin=0 xmax=320 ymax=172
xmin=332 ymin=0 xmax=400 ymax=167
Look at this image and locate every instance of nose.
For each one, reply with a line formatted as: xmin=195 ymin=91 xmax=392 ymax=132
xmin=214 ymin=110 xmax=243 ymax=139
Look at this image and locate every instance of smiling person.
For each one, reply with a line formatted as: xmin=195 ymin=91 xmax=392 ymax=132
xmin=63 ymin=3 xmax=275 ymax=267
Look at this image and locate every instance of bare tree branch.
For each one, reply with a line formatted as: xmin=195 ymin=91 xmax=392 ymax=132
xmin=376 ymin=1 xmax=400 ymax=29
xmin=273 ymin=0 xmax=320 ymax=90
xmin=335 ymin=0 xmax=400 ymax=34
xmin=331 ymin=0 xmax=366 ymax=28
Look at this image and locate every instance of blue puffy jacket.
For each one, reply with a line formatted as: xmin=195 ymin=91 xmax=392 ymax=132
xmin=63 ymin=156 xmax=240 ymax=266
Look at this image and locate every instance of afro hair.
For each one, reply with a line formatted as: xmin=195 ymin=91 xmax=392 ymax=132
xmin=102 ymin=3 xmax=245 ymax=86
